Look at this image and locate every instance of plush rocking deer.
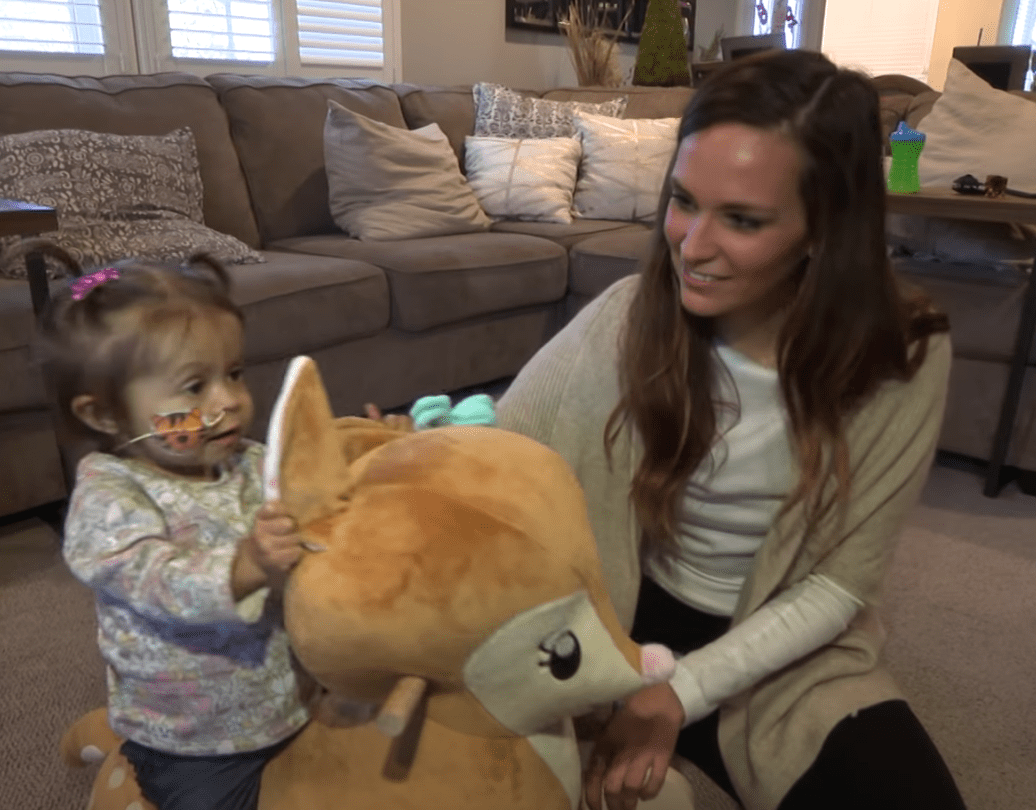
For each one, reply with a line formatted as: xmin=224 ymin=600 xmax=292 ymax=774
xmin=60 ymin=356 xmax=696 ymax=810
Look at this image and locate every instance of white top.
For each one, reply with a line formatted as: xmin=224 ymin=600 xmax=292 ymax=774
xmin=643 ymin=342 xmax=796 ymax=616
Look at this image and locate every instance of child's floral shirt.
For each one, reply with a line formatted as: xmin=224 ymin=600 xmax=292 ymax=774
xmin=63 ymin=441 xmax=309 ymax=755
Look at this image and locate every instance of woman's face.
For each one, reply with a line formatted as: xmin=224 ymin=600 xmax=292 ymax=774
xmin=664 ymin=122 xmax=811 ymax=357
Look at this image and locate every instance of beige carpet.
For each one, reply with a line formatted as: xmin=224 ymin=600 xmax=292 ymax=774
xmin=1 ymin=461 xmax=1033 ymax=809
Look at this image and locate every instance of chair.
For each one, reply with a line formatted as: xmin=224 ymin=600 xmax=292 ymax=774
xmin=951 ymin=45 xmax=1033 ymax=91
xmin=720 ymin=33 xmax=786 ymax=62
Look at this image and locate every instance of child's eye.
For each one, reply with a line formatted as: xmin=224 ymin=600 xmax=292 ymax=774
xmin=183 ymin=379 xmax=204 ymax=395
xmin=228 ymin=366 xmax=244 ymax=382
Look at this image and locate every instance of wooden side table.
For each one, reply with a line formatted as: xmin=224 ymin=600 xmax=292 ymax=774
xmin=0 ymin=198 xmax=72 ymax=497
xmin=887 ymin=188 xmax=1036 ymax=496
xmin=0 ymin=198 xmax=59 ymax=316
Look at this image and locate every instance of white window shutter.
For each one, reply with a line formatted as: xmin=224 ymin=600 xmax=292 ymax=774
xmin=166 ymin=0 xmax=276 ymax=62
xmin=0 ymin=0 xmax=105 ymax=53
xmin=0 ymin=0 xmax=135 ymax=73
xmin=295 ymin=0 xmax=383 ymax=68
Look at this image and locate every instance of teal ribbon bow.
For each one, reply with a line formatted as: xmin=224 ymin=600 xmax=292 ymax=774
xmin=409 ymin=394 xmax=496 ymax=430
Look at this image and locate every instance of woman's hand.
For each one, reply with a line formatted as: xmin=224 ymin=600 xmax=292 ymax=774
xmin=364 ymin=403 xmax=414 ymax=432
xmin=232 ymin=500 xmax=304 ymax=597
xmin=584 ymin=682 xmax=686 ymax=810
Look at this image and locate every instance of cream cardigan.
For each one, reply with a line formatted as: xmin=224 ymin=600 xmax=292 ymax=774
xmin=496 ymin=275 xmax=951 ymax=810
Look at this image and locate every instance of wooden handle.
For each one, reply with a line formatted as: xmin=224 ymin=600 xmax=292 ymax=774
xmin=376 ymin=676 xmax=427 ymax=738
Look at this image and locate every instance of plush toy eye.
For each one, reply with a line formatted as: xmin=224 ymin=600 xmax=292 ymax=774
xmin=538 ymin=630 xmax=581 ymax=680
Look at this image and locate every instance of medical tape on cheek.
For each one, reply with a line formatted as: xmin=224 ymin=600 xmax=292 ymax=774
xmin=118 ymin=408 xmax=227 ymax=452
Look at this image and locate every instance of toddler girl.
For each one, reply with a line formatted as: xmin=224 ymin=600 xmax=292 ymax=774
xmin=38 ymin=251 xmax=309 ymax=810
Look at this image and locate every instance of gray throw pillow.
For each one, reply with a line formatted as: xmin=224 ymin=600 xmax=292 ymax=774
xmin=0 ymin=127 xmax=263 ymax=279
xmin=473 ymin=83 xmax=628 ymax=139
xmin=324 ymin=100 xmax=491 ymax=241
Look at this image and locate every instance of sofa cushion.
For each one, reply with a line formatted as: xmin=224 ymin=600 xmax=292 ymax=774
xmin=893 ymin=258 xmax=1036 ymax=364
xmin=0 ymin=127 xmax=263 ymax=278
xmin=0 ymin=252 xmax=389 ymax=412
xmin=917 ymin=59 xmax=1036 ymax=191
xmin=0 ymin=72 xmax=261 ymax=248
xmin=395 ymin=83 xmax=477 ymax=171
xmin=473 ymin=82 xmax=627 ymax=138
xmin=207 ymin=74 xmax=408 ymax=244
xmin=464 ymin=136 xmax=582 ymax=224
xmin=268 ymin=232 xmax=567 ymax=332
xmin=571 ymin=113 xmax=679 ymax=222
xmin=324 ymin=102 xmax=490 ymax=240
xmin=543 ymin=85 xmax=693 ymax=119
xmin=568 ymin=228 xmax=653 ymax=298
xmin=490 ymin=219 xmax=647 ymax=250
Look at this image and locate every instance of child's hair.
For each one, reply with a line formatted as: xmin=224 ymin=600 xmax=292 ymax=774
xmin=31 ymin=242 xmax=245 ymax=451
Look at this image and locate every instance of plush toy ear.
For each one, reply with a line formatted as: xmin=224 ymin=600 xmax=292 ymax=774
xmin=264 ymin=356 xmax=353 ymax=527
xmin=265 ymin=356 xmax=410 ymax=527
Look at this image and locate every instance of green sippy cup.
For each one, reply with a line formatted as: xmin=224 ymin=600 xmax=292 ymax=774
xmin=886 ymin=121 xmax=926 ymax=194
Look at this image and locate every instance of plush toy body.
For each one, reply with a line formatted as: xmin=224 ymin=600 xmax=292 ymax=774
xmin=61 ymin=357 xmax=696 ymax=810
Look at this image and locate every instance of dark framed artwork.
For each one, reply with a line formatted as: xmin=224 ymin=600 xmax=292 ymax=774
xmin=506 ymin=0 xmax=696 ymax=51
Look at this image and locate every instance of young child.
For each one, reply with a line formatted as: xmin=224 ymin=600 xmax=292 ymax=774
xmin=38 ymin=251 xmax=309 ymax=810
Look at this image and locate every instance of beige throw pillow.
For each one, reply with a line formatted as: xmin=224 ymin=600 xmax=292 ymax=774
xmin=917 ymin=59 xmax=1036 ymax=191
xmin=464 ymin=136 xmax=582 ymax=224
xmin=572 ymin=112 xmax=680 ymax=221
xmin=324 ymin=100 xmax=490 ymax=240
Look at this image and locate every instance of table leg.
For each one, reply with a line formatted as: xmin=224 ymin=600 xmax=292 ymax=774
xmin=984 ymin=253 xmax=1036 ymax=496
xmin=25 ymin=243 xmax=51 ymax=318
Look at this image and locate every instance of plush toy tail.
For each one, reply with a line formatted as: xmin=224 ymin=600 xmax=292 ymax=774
xmin=59 ymin=707 xmax=123 ymax=767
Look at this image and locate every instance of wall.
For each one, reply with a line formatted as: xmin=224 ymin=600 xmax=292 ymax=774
xmin=927 ymin=0 xmax=1006 ymax=89
xmin=398 ymin=0 xmax=747 ymax=90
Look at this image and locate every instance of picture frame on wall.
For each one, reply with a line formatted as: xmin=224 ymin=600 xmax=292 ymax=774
xmin=505 ymin=0 xmax=697 ymax=50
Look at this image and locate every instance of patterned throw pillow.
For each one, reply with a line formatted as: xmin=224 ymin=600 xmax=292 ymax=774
xmin=572 ymin=112 xmax=680 ymax=222
xmin=0 ymin=127 xmax=263 ymax=279
xmin=464 ymin=136 xmax=582 ymax=224
xmin=473 ymin=83 xmax=628 ymax=139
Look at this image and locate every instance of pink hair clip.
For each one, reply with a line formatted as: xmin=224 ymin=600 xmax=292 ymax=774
xmin=70 ymin=267 xmax=120 ymax=301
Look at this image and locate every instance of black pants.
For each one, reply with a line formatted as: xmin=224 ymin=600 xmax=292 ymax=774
xmin=631 ymin=576 xmax=968 ymax=810
xmin=121 ymin=731 xmax=298 ymax=810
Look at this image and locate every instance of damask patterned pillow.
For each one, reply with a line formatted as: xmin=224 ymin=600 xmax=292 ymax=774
xmin=473 ymin=83 xmax=628 ymax=139
xmin=0 ymin=127 xmax=263 ymax=279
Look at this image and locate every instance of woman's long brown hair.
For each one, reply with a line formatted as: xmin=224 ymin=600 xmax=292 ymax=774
xmin=606 ymin=49 xmax=949 ymax=552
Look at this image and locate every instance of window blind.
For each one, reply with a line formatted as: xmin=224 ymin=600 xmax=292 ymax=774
xmin=297 ymin=0 xmax=383 ymax=67
xmin=167 ymin=0 xmax=275 ymax=62
xmin=0 ymin=0 xmax=105 ymax=53
xmin=821 ymin=0 xmax=941 ymax=82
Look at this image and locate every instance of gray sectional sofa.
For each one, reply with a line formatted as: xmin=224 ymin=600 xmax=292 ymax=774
xmin=0 ymin=72 xmax=692 ymax=518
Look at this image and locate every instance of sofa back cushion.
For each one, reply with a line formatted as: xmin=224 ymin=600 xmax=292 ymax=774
xmin=395 ymin=84 xmax=477 ymax=171
xmin=0 ymin=72 xmax=261 ymax=248
xmin=207 ymin=75 xmax=408 ymax=243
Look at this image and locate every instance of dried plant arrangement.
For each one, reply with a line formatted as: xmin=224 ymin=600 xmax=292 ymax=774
xmin=559 ymin=2 xmax=631 ymax=88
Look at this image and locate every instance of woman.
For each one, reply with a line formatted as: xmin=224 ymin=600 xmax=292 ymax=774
xmin=496 ymin=49 xmax=966 ymax=810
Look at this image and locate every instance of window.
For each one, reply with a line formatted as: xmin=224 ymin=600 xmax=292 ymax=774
xmin=0 ymin=0 xmax=105 ymax=54
xmin=1007 ymin=0 xmax=1035 ymax=89
xmin=821 ymin=0 xmax=941 ymax=82
xmin=0 ymin=0 xmax=399 ymax=80
xmin=752 ymin=0 xmax=805 ymax=49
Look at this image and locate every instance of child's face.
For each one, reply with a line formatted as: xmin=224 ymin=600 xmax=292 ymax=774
xmin=120 ymin=310 xmax=253 ymax=479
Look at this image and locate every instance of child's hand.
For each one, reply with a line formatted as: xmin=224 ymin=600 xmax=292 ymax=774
xmin=364 ymin=403 xmax=413 ymax=432
xmin=232 ymin=501 xmax=304 ymax=597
